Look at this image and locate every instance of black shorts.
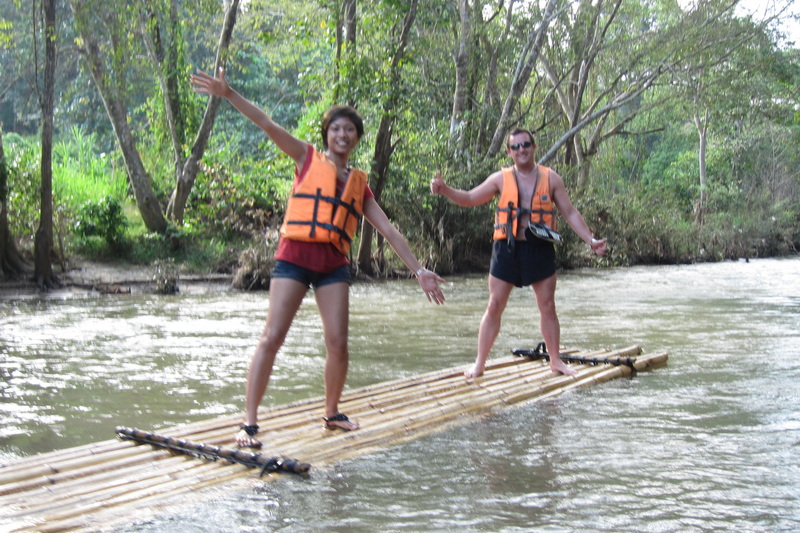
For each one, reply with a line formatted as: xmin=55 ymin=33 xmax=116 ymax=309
xmin=489 ymin=239 xmax=556 ymax=287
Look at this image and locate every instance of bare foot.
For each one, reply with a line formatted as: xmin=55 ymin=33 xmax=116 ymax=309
xmin=464 ymin=364 xmax=485 ymax=380
xmin=323 ymin=413 xmax=360 ymax=431
xmin=550 ymin=357 xmax=577 ymax=376
xmin=235 ymin=427 xmax=262 ymax=448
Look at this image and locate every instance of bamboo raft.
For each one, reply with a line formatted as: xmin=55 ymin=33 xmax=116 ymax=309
xmin=0 ymin=345 xmax=666 ymax=532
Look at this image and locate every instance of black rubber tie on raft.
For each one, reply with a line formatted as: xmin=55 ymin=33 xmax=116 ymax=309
xmin=115 ymin=426 xmax=311 ymax=477
xmin=512 ymin=342 xmax=637 ymax=370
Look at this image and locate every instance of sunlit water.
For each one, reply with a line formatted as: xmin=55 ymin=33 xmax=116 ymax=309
xmin=1 ymin=257 xmax=799 ymax=532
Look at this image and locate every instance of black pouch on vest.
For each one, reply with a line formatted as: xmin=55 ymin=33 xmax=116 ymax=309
xmin=525 ymin=222 xmax=562 ymax=244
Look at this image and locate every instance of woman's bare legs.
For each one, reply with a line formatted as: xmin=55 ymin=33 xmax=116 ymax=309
xmin=235 ymin=277 xmax=308 ymax=447
xmin=315 ymin=281 xmax=359 ymax=430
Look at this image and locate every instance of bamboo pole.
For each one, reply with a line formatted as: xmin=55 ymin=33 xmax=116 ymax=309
xmin=0 ymin=454 xmax=203 ymax=516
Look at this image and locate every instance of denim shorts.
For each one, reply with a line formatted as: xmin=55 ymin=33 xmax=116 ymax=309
xmin=271 ymin=260 xmax=351 ymax=288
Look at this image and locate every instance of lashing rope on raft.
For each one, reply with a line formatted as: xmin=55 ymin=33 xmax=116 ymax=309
xmin=513 ymin=342 xmax=637 ymax=370
xmin=115 ymin=426 xmax=311 ymax=477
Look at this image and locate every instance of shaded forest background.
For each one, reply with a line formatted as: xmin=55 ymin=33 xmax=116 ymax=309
xmin=1 ymin=0 xmax=798 ymax=289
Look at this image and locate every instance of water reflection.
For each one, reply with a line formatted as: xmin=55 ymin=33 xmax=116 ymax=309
xmin=2 ymin=257 xmax=800 ymax=531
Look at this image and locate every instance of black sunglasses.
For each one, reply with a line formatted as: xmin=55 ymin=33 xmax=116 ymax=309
xmin=508 ymin=141 xmax=533 ymax=151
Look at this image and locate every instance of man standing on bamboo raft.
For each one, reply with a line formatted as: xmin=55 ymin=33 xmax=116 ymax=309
xmin=191 ymin=67 xmax=446 ymax=448
xmin=430 ymin=129 xmax=606 ymax=379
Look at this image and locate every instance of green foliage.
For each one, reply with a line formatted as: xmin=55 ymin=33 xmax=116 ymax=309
xmin=186 ymin=135 xmax=292 ymax=237
xmin=565 ymin=189 xmax=700 ymax=267
xmin=121 ymin=228 xmax=248 ymax=272
xmin=53 ymin=126 xmax=128 ymax=209
xmin=3 ymin=134 xmax=41 ymax=243
xmin=0 ymin=17 xmax=12 ymax=49
xmin=74 ymin=195 xmax=128 ymax=250
xmin=380 ymin=119 xmax=501 ymax=273
xmin=0 ymin=136 xmax=7 ymax=203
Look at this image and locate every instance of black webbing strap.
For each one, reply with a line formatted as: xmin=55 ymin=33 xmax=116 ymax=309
xmin=115 ymin=426 xmax=311 ymax=477
xmin=512 ymin=342 xmax=637 ymax=370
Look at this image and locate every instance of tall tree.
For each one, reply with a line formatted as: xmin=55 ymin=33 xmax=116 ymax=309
xmin=69 ymin=0 xmax=168 ymax=233
xmin=355 ymin=0 xmax=418 ymax=274
xmin=449 ymin=0 xmax=471 ymax=140
xmin=485 ymin=0 xmax=560 ymax=158
xmin=33 ymin=0 xmax=59 ymax=289
xmin=537 ymin=0 xmax=670 ymax=187
xmin=68 ymin=0 xmax=240 ymax=229
xmin=333 ymin=0 xmax=357 ymax=105
xmin=666 ymin=1 xmax=776 ymax=222
xmin=474 ymin=0 xmax=518 ymax=154
xmin=165 ymin=0 xmax=240 ymax=223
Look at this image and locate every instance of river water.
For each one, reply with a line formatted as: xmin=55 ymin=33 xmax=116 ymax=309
xmin=1 ymin=257 xmax=799 ymax=532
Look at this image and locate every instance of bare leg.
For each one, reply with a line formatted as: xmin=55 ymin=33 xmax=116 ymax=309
xmin=316 ymin=281 xmax=359 ymax=430
xmin=235 ymin=277 xmax=308 ymax=447
xmin=466 ymin=275 xmax=514 ymax=379
xmin=532 ymin=273 xmax=576 ymax=376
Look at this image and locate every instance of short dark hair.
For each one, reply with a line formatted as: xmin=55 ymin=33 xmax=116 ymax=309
xmin=507 ymin=128 xmax=535 ymax=147
xmin=321 ymin=105 xmax=364 ymax=149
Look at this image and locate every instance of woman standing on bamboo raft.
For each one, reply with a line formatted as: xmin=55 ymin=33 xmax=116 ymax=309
xmin=191 ymin=67 xmax=446 ymax=448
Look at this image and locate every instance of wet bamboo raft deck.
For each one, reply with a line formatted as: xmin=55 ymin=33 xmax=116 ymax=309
xmin=0 ymin=345 xmax=667 ymax=532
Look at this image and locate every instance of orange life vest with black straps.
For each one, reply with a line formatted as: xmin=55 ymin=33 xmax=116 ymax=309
xmin=493 ymin=165 xmax=557 ymax=242
xmin=280 ymin=149 xmax=367 ymax=255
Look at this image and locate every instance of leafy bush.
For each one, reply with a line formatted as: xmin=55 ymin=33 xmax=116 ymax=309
xmin=74 ymin=195 xmax=128 ymax=250
xmin=3 ymin=133 xmax=40 ymax=245
xmin=187 ymin=137 xmax=292 ymax=237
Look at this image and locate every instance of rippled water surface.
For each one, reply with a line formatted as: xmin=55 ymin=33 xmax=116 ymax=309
xmin=2 ymin=257 xmax=799 ymax=532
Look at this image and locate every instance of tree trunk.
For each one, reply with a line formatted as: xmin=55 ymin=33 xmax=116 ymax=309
xmin=34 ymin=0 xmax=59 ymax=289
xmin=166 ymin=0 xmax=240 ymax=224
xmin=70 ymin=0 xmax=168 ymax=234
xmin=477 ymin=0 xmax=517 ymax=153
xmin=334 ymin=0 xmax=357 ymax=105
xmin=693 ymin=107 xmax=709 ymax=225
xmin=449 ymin=0 xmax=470 ymax=139
xmin=140 ymin=4 xmax=183 ymax=174
xmin=356 ymin=114 xmax=396 ymax=273
xmin=355 ymin=0 xmax=418 ymax=275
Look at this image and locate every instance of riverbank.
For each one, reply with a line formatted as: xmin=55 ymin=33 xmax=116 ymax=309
xmin=0 ymin=259 xmax=233 ymax=300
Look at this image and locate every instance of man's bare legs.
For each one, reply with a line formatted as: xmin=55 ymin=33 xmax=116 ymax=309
xmin=235 ymin=277 xmax=308 ymax=447
xmin=466 ymin=275 xmax=514 ymax=379
xmin=532 ymin=274 xmax=576 ymax=376
xmin=316 ymin=281 xmax=359 ymax=430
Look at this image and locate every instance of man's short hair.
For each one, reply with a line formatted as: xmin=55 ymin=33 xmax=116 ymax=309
xmin=507 ymin=128 xmax=535 ymax=147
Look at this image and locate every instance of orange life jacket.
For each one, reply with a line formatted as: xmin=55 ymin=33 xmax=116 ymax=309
xmin=280 ymin=150 xmax=367 ymax=255
xmin=493 ymin=165 xmax=557 ymax=242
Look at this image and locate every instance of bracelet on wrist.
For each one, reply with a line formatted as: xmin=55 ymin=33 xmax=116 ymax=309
xmin=416 ymin=268 xmax=426 ymax=277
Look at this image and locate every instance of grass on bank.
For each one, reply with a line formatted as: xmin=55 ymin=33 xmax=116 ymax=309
xmin=4 ymin=128 xmax=283 ymax=277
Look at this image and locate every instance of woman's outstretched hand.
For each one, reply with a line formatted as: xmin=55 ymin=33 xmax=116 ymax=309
xmin=190 ymin=67 xmax=231 ymax=99
xmin=417 ymin=269 xmax=446 ymax=305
